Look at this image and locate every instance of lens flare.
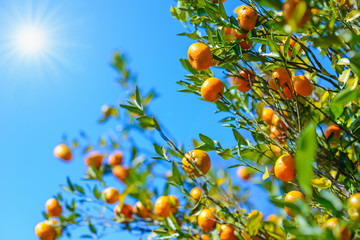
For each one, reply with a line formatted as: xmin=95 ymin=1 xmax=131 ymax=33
xmin=16 ymin=25 xmax=47 ymax=54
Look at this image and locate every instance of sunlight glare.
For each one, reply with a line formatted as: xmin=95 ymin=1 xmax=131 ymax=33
xmin=16 ymin=25 xmax=47 ymax=55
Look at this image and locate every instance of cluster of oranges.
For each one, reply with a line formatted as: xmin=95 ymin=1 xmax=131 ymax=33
xmin=187 ymin=5 xmax=259 ymax=103
xmin=269 ymin=67 xmax=313 ymax=100
xmin=35 ymin=198 xmax=62 ymax=240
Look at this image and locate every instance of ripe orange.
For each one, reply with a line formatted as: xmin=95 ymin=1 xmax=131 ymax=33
xmin=323 ymin=218 xmax=352 ymax=240
xmin=262 ymin=108 xmax=274 ymax=125
xmin=348 ymin=193 xmax=360 ymax=221
xmin=237 ymin=6 xmax=258 ymax=31
xmin=212 ymin=0 xmax=226 ymax=3
xmin=134 ymin=200 xmax=153 ymax=218
xmin=231 ymin=69 xmax=254 ymax=92
xmin=267 ymin=214 xmax=278 ymax=223
xmin=188 ymin=43 xmax=213 ymax=71
xmin=53 ymin=144 xmax=72 ymax=161
xmin=324 ymin=125 xmax=341 ymax=140
xmin=201 ymin=77 xmax=225 ymax=102
xmin=108 ymin=150 xmax=123 ymax=166
xmin=270 ymin=126 xmax=287 ymax=145
xmin=45 ymin=198 xmax=62 ymax=217
xmin=269 ymin=68 xmax=292 ymax=90
xmin=284 ymin=190 xmax=304 ymax=217
xmin=182 ymin=150 xmax=211 ymax=177
xmin=293 ymin=75 xmax=313 ymax=97
xmin=103 ymin=187 xmax=119 ymax=204
xmin=283 ymin=0 xmax=311 ymax=28
xmin=272 ymin=114 xmax=287 ymax=131
xmin=201 ymin=234 xmax=210 ymax=240
xmin=35 ymin=221 xmax=56 ymax=240
xmin=154 ymin=195 xmax=179 ymax=217
xmin=114 ymin=203 xmax=133 ymax=220
xmin=169 ymin=195 xmax=180 ymax=214
xmin=235 ymin=31 xmax=253 ymax=49
xmin=270 ymin=144 xmax=282 ymax=156
xmin=237 ymin=166 xmax=251 ymax=180
xmin=84 ymin=151 xmax=104 ymax=168
xmin=190 ymin=187 xmax=202 ymax=200
xmin=112 ymin=165 xmax=130 ymax=183
xmin=220 ymin=224 xmax=237 ymax=240
xmin=279 ymin=84 xmax=295 ymax=100
xmin=198 ymin=208 xmax=217 ymax=232
xmin=274 ymin=154 xmax=295 ymax=182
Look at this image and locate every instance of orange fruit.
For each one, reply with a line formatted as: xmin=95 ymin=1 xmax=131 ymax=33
xmin=270 ymin=126 xmax=287 ymax=145
xmin=272 ymin=114 xmax=287 ymax=131
xmin=45 ymin=198 xmax=62 ymax=217
xmin=53 ymin=144 xmax=72 ymax=161
xmin=134 ymin=200 xmax=153 ymax=218
xmin=237 ymin=166 xmax=251 ymax=180
xmin=108 ymin=150 xmax=123 ymax=166
xmin=182 ymin=150 xmax=211 ymax=177
xmin=198 ymin=208 xmax=217 ymax=232
xmin=279 ymin=83 xmax=295 ymax=100
xmin=103 ymin=187 xmax=119 ymax=204
xmin=270 ymin=144 xmax=282 ymax=156
xmin=237 ymin=6 xmax=258 ymax=31
xmin=35 ymin=221 xmax=56 ymax=240
xmin=201 ymin=234 xmax=211 ymax=240
xmin=324 ymin=125 xmax=341 ymax=140
xmin=188 ymin=43 xmax=213 ymax=71
xmin=348 ymin=193 xmax=360 ymax=221
xmin=269 ymin=68 xmax=292 ymax=90
xmin=231 ymin=69 xmax=254 ymax=92
xmin=112 ymin=165 xmax=129 ymax=183
xmin=154 ymin=195 xmax=179 ymax=217
xmin=293 ymin=75 xmax=313 ymax=97
xmin=233 ymin=30 xmax=253 ymax=49
xmin=220 ymin=224 xmax=237 ymax=240
xmin=284 ymin=190 xmax=305 ymax=217
xmin=274 ymin=154 xmax=295 ymax=182
xmin=84 ymin=151 xmax=103 ymax=168
xmin=267 ymin=214 xmax=278 ymax=223
xmin=190 ymin=187 xmax=202 ymax=200
xmin=201 ymin=77 xmax=225 ymax=102
xmin=323 ymin=218 xmax=352 ymax=240
xmin=283 ymin=0 xmax=311 ymax=28
xmin=212 ymin=0 xmax=226 ymax=3
xmin=114 ymin=203 xmax=133 ymax=220
xmin=262 ymin=108 xmax=274 ymax=125
xmin=169 ymin=195 xmax=180 ymax=214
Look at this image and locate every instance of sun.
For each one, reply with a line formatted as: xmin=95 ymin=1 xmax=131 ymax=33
xmin=15 ymin=25 xmax=47 ymax=55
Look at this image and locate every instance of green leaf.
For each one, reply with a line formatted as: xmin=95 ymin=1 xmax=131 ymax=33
xmin=232 ymin=129 xmax=247 ymax=145
xmin=217 ymin=0 xmax=228 ymax=20
xmin=199 ymin=134 xmax=215 ymax=147
xmin=295 ymin=124 xmax=317 ymax=197
xmin=120 ymin=104 xmax=144 ymax=116
xmin=172 ymin=162 xmax=183 ymax=185
xmin=180 ymin=58 xmax=197 ymax=74
xmin=345 ymin=10 xmax=360 ymax=22
xmin=330 ymin=89 xmax=360 ymax=118
xmin=247 ymin=210 xmax=262 ymax=236
xmin=256 ymin=0 xmax=282 ymax=10
xmin=217 ymin=148 xmax=233 ymax=160
xmin=67 ymin=177 xmax=75 ymax=192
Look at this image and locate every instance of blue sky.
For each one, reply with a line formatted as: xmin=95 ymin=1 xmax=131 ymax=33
xmin=0 ymin=1 xmax=276 ymax=239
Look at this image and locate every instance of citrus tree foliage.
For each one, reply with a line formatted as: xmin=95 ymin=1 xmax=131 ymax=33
xmin=36 ymin=0 xmax=360 ymax=240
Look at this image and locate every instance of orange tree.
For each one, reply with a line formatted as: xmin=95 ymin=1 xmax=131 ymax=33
xmin=36 ymin=0 xmax=360 ymax=239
